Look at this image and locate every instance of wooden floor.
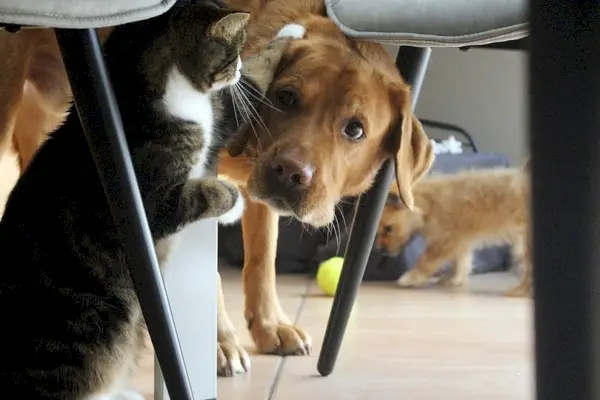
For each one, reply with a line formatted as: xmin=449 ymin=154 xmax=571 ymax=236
xmin=132 ymin=266 xmax=534 ymax=400
xmin=1 ymin=151 xmax=533 ymax=399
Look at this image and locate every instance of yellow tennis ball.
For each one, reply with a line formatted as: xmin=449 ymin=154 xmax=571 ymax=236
xmin=317 ymin=257 xmax=344 ymax=296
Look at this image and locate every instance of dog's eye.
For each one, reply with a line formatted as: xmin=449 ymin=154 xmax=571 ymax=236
xmin=383 ymin=225 xmax=393 ymax=234
xmin=342 ymin=118 xmax=364 ymax=140
xmin=276 ymin=87 xmax=299 ymax=108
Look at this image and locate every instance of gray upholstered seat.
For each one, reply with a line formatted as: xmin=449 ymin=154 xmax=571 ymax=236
xmin=325 ymin=0 xmax=529 ymax=46
xmin=0 ymin=0 xmax=176 ymax=28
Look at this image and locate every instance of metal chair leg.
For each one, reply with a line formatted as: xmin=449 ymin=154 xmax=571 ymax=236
xmin=54 ymin=29 xmax=194 ymax=400
xmin=317 ymin=46 xmax=432 ymax=377
xmin=529 ymin=1 xmax=600 ymax=399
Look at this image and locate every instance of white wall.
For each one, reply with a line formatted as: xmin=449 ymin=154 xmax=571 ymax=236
xmin=385 ymin=46 xmax=529 ymax=164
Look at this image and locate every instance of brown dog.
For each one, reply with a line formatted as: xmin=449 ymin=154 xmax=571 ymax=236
xmin=0 ymin=27 xmax=113 ymax=173
xmin=375 ymin=166 xmax=532 ymax=297
xmin=215 ymin=0 xmax=434 ymax=376
xmin=0 ymin=1 xmax=435 ymax=378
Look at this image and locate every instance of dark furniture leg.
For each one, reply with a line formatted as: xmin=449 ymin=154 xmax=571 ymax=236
xmin=318 ymin=46 xmax=432 ymax=377
xmin=54 ymin=29 xmax=195 ymax=400
xmin=530 ymin=1 xmax=600 ymax=399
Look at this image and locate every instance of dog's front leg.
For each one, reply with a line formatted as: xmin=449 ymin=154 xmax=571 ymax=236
xmin=217 ymin=273 xmax=251 ymax=376
xmin=241 ymin=197 xmax=312 ymax=355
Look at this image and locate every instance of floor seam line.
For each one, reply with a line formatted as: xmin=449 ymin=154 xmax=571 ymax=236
xmin=265 ymin=276 xmax=313 ymax=400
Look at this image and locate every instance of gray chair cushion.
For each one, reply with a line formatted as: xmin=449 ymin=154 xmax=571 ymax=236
xmin=0 ymin=0 xmax=176 ymax=28
xmin=326 ymin=0 xmax=529 ymax=47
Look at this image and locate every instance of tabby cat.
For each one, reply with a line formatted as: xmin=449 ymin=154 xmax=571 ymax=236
xmin=0 ymin=0 xmax=298 ymax=398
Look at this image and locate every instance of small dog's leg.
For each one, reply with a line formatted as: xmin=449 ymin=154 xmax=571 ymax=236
xmin=505 ymin=267 xmax=532 ymax=297
xmin=439 ymin=250 xmax=472 ymax=287
xmin=506 ymin=259 xmax=533 ymax=297
xmin=397 ymin=252 xmax=445 ymax=288
xmin=217 ymin=273 xmax=251 ymax=377
xmin=506 ymin=235 xmax=533 ymax=297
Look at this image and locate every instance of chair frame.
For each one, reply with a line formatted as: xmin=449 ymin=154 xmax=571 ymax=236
xmin=55 ymin=28 xmax=197 ymax=400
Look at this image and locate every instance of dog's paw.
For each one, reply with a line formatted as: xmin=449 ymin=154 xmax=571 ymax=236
xmin=397 ymin=269 xmax=432 ymax=287
xmin=217 ymin=339 xmax=251 ymax=377
xmin=250 ymin=320 xmax=312 ymax=356
xmin=437 ymin=273 xmax=468 ymax=288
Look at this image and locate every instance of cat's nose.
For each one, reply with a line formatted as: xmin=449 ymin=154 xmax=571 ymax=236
xmin=269 ymin=154 xmax=314 ymax=189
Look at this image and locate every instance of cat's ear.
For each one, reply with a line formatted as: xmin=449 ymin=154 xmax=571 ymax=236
xmin=208 ymin=11 xmax=250 ymax=40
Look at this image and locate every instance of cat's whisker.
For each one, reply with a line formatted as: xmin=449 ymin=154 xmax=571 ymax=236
xmin=333 ymin=213 xmax=342 ymax=255
xmin=232 ymin=85 xmax=251 ymax=128
xmin=239 ymin=79 xmax=280 ymax=112
xmin=242 ymin=86 xmax=280 ymax=114
xmin=233 ymin=86 xmax=250 ymax=126
xmin=234 ymin=85 xmax=268 ymax=150
xmin=229 ymin=87 xmax=240 ymax=127
xmin=237 ymin=84 xmax=275 ymax=135
xmin=232 ymin=85 xmax=264 ymax=153
xmin=236 ymin=83 xmax=274 ymax=144
xmin=233 ymin=85 xmax=263 ymax=152
xmin=336 ymin=203 xmax=349 ymax=235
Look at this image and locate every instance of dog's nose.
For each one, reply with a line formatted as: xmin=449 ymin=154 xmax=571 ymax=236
xmin=270 ymin=155 xmax=314 ymax=188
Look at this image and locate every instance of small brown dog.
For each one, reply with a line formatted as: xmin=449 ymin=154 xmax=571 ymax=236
xmin=375 ymin=165 xmax=532 ymax=297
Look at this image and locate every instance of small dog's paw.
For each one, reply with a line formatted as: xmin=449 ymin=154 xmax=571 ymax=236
xmin=397 ymin=270 xmax=431 ymax=287
xmin=217 ymin=339 xmax=251 ymax=377
xmin=437 ymin=273 xmax=468 ymax=288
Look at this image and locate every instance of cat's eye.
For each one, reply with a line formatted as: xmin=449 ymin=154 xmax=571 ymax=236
xmin=342 ymin=117 xmax=365 ymax=141
xmin=276 ymin=87 xmax=299 ymax=108
xmin=218 ymin=57 xmax=237 ymax=72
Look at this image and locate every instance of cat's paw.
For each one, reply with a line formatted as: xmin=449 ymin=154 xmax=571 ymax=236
xmin=105 ymin=389 xmax=144 ymax=400
xmin=120 ymin=390 xmax=145 ymax=400
xmin=276 ymin=23 xmax=306 ymax=40
xmin=217 ymin=187 xmax=245 ymax=225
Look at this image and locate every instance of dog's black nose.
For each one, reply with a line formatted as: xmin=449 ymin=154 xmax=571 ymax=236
xmin=269 ymin=154 xmax=314 ymax=189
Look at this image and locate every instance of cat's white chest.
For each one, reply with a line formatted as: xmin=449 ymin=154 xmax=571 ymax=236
xmin=162 ymin=67 xmax=213 ymax=179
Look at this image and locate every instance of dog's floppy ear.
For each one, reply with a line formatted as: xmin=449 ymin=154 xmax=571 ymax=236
xmin=385 ymin=191 xmax=404 ymax=209
xmin=227 ymin=126 xmax=253 ymax=157
xmin=387 ymin=88 xmax=435 ymax=210
xmin=228 ymin=24 xmax=307 ymax=158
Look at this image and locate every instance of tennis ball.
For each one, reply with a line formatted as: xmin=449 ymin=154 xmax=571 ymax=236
xmin=317 ymin=257 xmax=344 ymax=296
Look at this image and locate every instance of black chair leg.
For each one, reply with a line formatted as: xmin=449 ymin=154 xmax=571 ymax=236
xmin=530 ymin=2 xmax=600 ymax=400
xmin=54 ymin=29 xmax=195 ymax=400
xmin=318 ymin=46 xmax=432 ymax=377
